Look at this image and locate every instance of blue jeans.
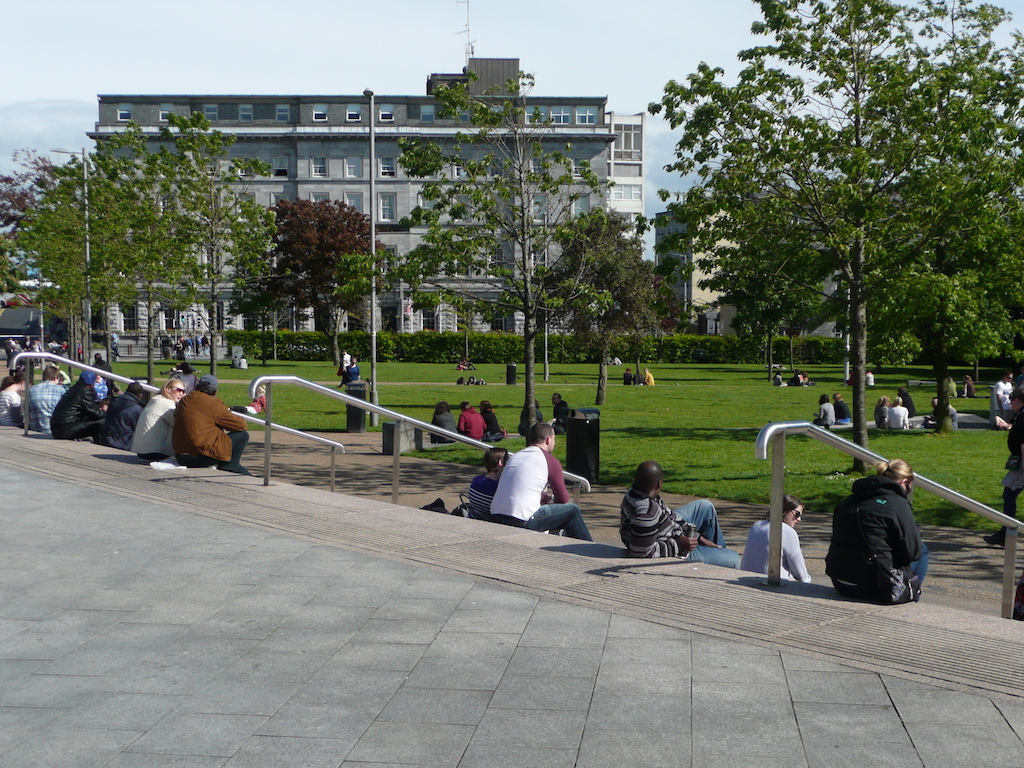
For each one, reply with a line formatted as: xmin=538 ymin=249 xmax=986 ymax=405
xmin=526 ymin=503 xmax=593 ymax=541
xmin=673 ymin=499 xmax=740 ymax=569
xmin=910 ymin=543 xmax=929 ymax=585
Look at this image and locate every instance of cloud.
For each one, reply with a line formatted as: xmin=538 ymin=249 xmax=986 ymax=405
xmin=0 ymin=100 xmax=96 ymax=173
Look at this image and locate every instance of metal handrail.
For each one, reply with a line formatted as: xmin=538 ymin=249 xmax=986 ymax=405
xmin=249 ymin=374 xmax=593 ymax=504
xmin=755 ymin=421 xmax=1019 ymax=619
xmin=11 ymin=352 xmax=346 ymax=490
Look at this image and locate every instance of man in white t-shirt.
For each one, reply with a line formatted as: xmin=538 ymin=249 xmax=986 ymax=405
xmin=490 ymin=422 xmax=593 ymax=541
xmin=995 ymin=370 xmax=1014 ymax=422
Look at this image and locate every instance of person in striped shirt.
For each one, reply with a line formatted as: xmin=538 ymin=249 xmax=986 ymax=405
xmin=619 ymin=460 xmax=739 ymax=567
xmin=468 ymin=447 xmax=509 ymax=522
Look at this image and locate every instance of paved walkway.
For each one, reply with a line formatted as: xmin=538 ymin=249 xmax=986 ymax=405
xmin=2 ymin=428 xmax=1024 ymax=767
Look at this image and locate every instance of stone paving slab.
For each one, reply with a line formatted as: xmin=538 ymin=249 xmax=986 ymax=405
xmin=3 ymin=433 xmax=1024 ymax=766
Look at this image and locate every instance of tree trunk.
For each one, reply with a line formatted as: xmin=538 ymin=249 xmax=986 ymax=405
xmin=767 ymin=333 xmax=774 ymax=380
xmin=522 ymin=313 xmax=538 ymax=431
xmin=596 ymin=354 xmax=608 ymax=406
xmin=848 ymin=237 xmax=869 ymax=472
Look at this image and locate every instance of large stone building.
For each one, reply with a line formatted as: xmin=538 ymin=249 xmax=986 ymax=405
xmin=90 ymin=59 xmax=645 ymax=341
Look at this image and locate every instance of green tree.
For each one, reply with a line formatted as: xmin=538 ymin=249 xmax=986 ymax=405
xmin=160 ymin=112 xmax=275 ymax=375
xmin=651 ymin=0 xmax=1024 ymax=457
xmin=550 ymin=209 xmax=660 ymax=404
xmin=262 ymin=199 xmax=379 ymax=367
xmin=869 ymin=0 xmax=1024 ymax=432
xmin=398 ymin=72 xmax=605 ymax=429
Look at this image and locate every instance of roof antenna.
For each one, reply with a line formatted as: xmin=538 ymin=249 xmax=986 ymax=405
xmin=456 ymin=0 xmax=475 ymax=67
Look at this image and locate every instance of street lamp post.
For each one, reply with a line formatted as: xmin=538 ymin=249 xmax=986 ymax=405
xmin=364 ymin=89 xmax=379 ymax=425
xmin=52 ymin=148 xmax=91 ymax=360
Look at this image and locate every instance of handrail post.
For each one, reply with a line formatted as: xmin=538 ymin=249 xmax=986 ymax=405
xmin=22 ymin=359 xmax=33 ymax=436
xmin=766 ymin=430 xmax=785 ymax=586
xmin=391 ymin=419 xmax=402 ymax=505
xmin=1002 ymin=529 xmax=1017 ymax=619
xmin=330 ymin=446 xmax=336 ymax=493
xmin=263 ymin=382 xmax=272 ymax=486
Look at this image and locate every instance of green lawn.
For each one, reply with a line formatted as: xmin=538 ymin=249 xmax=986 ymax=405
xmin=103 ymin=357 xmax=1009 ymax=530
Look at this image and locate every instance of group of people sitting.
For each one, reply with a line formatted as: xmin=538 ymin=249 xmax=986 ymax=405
xmin=622 ymin=368 xmax=655 ymax=386
xmin=8 ymin=361 xmax=255 ymax=476
xmin=811 ymin=392 xmax=852 ymax=428
xmin=457 ymin=431 xmax=927 ymax=605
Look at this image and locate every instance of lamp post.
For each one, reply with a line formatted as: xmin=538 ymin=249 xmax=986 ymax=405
xmin=52 ymin=148 xmax=91 ymax=360
xmin=363 ymin=89 xmax=379 ymax=425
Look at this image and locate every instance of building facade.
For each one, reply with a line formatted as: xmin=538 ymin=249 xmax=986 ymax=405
xmin=91 ymin=59 xmax=645 ymax=341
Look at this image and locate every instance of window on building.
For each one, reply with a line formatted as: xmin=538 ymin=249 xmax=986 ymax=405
xmin=345 ymin=192 xmax=363 ymax=213
xmin=271 ymin=193 xmax=289 ymax=205
xmin=311 ymin=193 xmax=329 ymax=202
xmin=576 ymin=106 xmax=598 ymax=124
xmin=614 ymin=123 xmax=642 ymax=161
xmin=572 ymin=158 xmax=588 ymax=178
xmin=159 ymin=103 xmax=173 ymax=121
xmin=526 ymin=105 xmax=548 ymax=124
xmin=379 ymin=104 xmax=395 ymax=122
xmin=346 ymin=104 xmax=362 ymax=122
xmin=311 ymin=156 xmax=328 ymax=177
xmin=120 ymin=302 xmax=138 ymax=332
xmin=312 ymin=103 xmax=328 ymax=121
xmin=239 ymin=104 xmax=253 ymax=122
xmin=204 ymin=104 xmax=218 ymax=121
xmin=612 ymin=184 xmax=642 ymax=201
xmin=573 ymin=195 xmax=590 ymax=217
xmin=272 ymin=156 xmax=289 ymax=178
xmin=420 ymin=104 xmax=435 ymax=123
xmin=276 ymin=104 xmax=291 ymax=122
xmin=205 ymin=161 xmax=218 ymax=177
xmin=379 ymin=156 xmax=396 ymax=177
xmin=532 ymin=195 xmax=547 ymax=223
xmin=551 ymin=106 xmax=572 ymax=124
xmin=344 ymin=156 xmax=362 ymax=178
xmin=452 ymin=163 xmax=468 ymax=179
xmin=379 ymin=193 xmax=397 ymax=221
xmin=117 ymin=104 xmax=132 ymax=121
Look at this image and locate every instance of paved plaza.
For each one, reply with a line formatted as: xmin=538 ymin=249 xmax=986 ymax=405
xmin=2 ymin=429 xmax=1024 ymax=767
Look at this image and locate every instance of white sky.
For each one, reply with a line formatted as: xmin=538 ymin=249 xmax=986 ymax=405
xmin=3 ymin=0 xmax=1024 ymax=218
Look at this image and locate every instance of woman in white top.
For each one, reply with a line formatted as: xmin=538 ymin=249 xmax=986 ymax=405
xmin=740 ymin=495 xmax=811 ymax=582
xmin=0 ymin=372 xmax=26 ymax=427
xmin=131 ymin=379 xmax=187 ymax=460
xmin=888 ymin=396 xmax=910 ymax=430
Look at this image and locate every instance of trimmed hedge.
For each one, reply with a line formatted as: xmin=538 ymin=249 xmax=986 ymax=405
xmin=226 ymin=329 xmax=846 ymax=366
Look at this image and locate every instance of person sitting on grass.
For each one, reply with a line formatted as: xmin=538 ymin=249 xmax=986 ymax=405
xmin=480 ymin=400 xmax=507 ymax=442
xmin=468 ymin=447 xmax=509 ymax=522
xmin=549 ymin=392 xmax=569 ymax=435
xmin=812 ymin=393 xmax=835 ymax=428
xmin=833 ymin=393 xmax=852 ymax=424
xmin=619 ymin=460 xmax=739 ymax=567
xmin=457 ymin=400 xmax=486 ymax=440
xmin=430 ymin=401 xmax=457 ymax=443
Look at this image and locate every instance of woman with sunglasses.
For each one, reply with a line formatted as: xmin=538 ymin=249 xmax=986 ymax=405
xmin=740 ymin=495 xmax=811 ymax=582
xmin=826 ymin=459 xmax=928 ymax=604
xmin=131 ymin=378 xmax=188 ymax=462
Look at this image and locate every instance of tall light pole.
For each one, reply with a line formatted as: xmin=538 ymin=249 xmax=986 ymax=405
xmin=363 ymin=89 xmax=379 ymax=425
xmin=52 ymin=148 xmax=91 ymax=360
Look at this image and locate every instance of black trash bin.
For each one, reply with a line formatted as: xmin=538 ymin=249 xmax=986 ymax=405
xmin=565 ymin=408 xmax=599 ymax=483
xmin=506 ymin=363 xmax=517 ymax=386
xmin=345 ymin=380 xmax=368 ymax=433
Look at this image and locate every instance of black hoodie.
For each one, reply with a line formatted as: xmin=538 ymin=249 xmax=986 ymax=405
xmin=825 ymin=475 xmax=924 ymax=600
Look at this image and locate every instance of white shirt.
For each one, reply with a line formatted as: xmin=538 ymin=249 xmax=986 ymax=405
xmin=740 ymin=519 xmax=811 ymax=582
xmin=0 ymin=390 xmax=22 ymax=426
xmin=131 ymin=395 xmax=177 ymax=456
xmin=995 ymin=379 xmax=1013 ymax=410
xmin=342 ymin=352 xmax=351 ymax=368
xmin=888 ymin=405 xmax=909 ymax=430
xmin=491 ymin=445 xmax=549 ymax=521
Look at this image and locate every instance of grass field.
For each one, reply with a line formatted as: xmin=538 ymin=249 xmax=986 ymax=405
xmin=100 ymin=357 xmax=1011 ymax=531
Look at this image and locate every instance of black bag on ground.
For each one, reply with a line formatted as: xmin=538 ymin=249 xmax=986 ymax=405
xmin=420 ymin=497 xmax=449 ymax=514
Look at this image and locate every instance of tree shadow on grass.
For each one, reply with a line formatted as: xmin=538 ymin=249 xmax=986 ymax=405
xmin=601 ymin=426 xmax=760 ymax=442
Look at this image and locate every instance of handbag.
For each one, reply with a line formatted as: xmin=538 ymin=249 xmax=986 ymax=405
xmin=1006 ymin=454 xmax=1021 ymax=472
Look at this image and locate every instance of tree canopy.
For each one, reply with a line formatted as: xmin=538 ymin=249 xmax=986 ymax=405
xmin=652 ymin=0 xmax=1024 ymax=451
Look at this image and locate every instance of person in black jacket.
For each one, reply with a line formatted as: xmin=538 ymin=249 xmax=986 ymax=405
xmin=50 ymin=371 xmax=106 ymax=441
xmin=825 ymin=458 xmax=928 ymax=603
xmin=100 ymin=382 xmax=149 ymax=451
xmin=986 ymin=387 xmax=1024 ymax=546
xmin=896 ymin=386 xmax=916 ymax=418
